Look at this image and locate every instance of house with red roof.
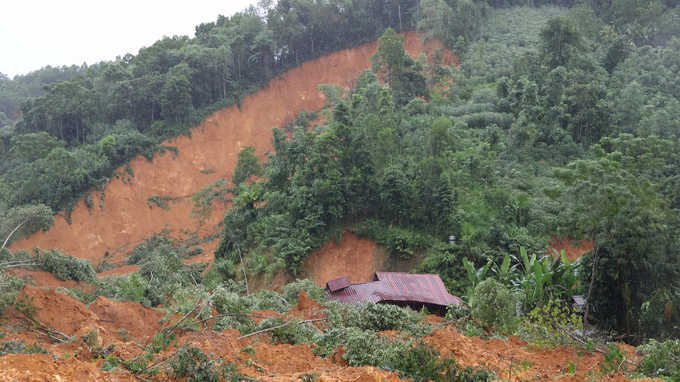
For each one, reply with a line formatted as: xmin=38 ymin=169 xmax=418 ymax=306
xmin=325 ymin=272 xmax=463 ymax=315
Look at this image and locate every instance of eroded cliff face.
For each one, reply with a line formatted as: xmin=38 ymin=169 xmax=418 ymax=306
xmin=9 ymin=31 xmax=455 ymax=266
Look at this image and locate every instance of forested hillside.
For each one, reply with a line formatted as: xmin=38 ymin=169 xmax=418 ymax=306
xmin=2 ymin=0 xmax=680 ymax=377
xmin=0 ymin=0 xmax=426 ymax=218
xmin=207 ymin=2 xmax=680 ymax=342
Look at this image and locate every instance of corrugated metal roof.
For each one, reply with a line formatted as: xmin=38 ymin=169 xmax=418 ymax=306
xmin=326 ymin=272 xmax=463 ymax=307
xmin=326 ymin=276 xmax=350 ymax=292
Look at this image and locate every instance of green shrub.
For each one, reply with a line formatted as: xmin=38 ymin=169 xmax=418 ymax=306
xmin=34 ymin=248 xmax=97 ymax=283
xmin=316 ymin=328 xmax=495 ymax=382
xmin=0 ymin=271 xmax=25 ymax=316
xmin=0 ymin=338 xmax=47 ymax=356
xmin=518 ymin=300 xmax=583 ymax=349
xmin=637 ymin=339 xmax=680 ymax=380
xmin=167 ymin=345 xmax=220 ymax=382
xmin=57 ymin=287 xmax=96 ymax=305
xmin=211 ymin=285 xmax=256 ymax=333
xmin=119 ymin=273 xmax=148 ymax=303
xmin=253 ymin=290 xmax=291 ymax=313
xmin=282 ymin=279 xmax=326 ymax=305
xmin=326 ymin=302 xmax=423 ymax=333
xmin=353 ymin=220 xmax=435 ymax=259
xmin=146 ymin=195 xmax=169 ymax=210
xmin=471 ymin=278 xmax=518 ymax=334
xmin=94 ymin=274 xmax=128 ymax=299
xmin=256 ymin=316 xmax=317 ymax=345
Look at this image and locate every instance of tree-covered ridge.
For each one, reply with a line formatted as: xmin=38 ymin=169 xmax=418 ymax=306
xmin=212 ymin=5 xmax=680 ymax=342
xmin=0 ymin=0 xmax=431 ymax=217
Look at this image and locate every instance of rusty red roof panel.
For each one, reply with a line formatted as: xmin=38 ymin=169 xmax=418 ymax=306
xmin=326 ymin=272 xmax=463 ymax=307
xmin=326 ymin=276 xmax=350 ymax=292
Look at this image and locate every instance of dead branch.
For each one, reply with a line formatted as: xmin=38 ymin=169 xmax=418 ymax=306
xmin=186 ymin=313 xmax=270 ymax=330
xmin=237 ymin=318 xmax=327 ymax=340
xmin=556 ymin=323 xmax=605 ymax=353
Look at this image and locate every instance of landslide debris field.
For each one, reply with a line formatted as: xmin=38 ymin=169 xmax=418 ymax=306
xmin=2 ymin=31 xmax=653 ymax=382
xmin=8 ymin=31 xmax=455 ymax=268
xmin=0 ymin=285 xmax=652 ymax=382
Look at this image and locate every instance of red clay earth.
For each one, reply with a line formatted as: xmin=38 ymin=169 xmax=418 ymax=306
xmin=302 ymin=231 xmax=382 ymax=285
xmin=0 ymin=286 xmax=659 ymax=382
xmin=550 ymin=237 xmax=594 ymax=261
xmin=9 ymin=31 xmax=455 ymax=271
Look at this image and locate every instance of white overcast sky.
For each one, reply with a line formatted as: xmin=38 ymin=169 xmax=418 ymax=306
xmin=1 ymin=0 xmax=260 ymax=78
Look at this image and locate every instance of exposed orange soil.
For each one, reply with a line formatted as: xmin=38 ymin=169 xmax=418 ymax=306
xmin=9 ymin=31 xmax=454 ymax=271
xmin=89 ymin=296 xmax=165 ymax=341
xmin=303 ymin=231 xmax=381 ymax=285
xmin=0 ymin=286 xmax=655 ymax=382
xmin=6 ymin=268 xmax=83 ymax=289
xmin=424 ymin=327 xmax=654 ymax=382
xmin=550 ymin=237 xmax=594 ymax=261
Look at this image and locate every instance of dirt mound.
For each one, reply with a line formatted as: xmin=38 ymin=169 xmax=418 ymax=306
xmin=0 ymin=353 xmax=136 ymax=382
xmin=424 ymin=326 xmax=642 ymax=381
xmin=89 ymin=296 xmax=164 ymax=341
xmin=9 ymin=32 xmax=453 ymax=271
xmin=15 ymin=285 xmax=106 ymax=339
xmin=295 ymin=289 xmax=323 ymax=313
xmin=302 ymin=231 xmax=429 ymax=287
xmin=6 ymin=268 xmax=85 ymax=289
xmin=550 ymin=237 xmax=594 ymax=261
xmin=289 ymin=289 xmax=325 ymax=327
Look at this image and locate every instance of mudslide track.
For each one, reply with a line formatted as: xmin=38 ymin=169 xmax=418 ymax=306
xmin=10 ymin=31 xmax=455 ymax=264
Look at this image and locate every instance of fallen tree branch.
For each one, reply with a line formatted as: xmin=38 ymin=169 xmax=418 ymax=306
xmin=237 ymin=318 xmax=327 ymax=340
xmin=19 ymin=323 xmax=70 ymax=343
xmin=1 ymin=262 xmax=37 ymax=269
xmin=186 ymin=313 xmax=270 ymax=330
xmin=556 ymin=323 xmax=605 ymax=354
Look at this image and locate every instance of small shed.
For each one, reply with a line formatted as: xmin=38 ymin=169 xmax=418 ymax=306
xmin=325 ymin=272 xmax=463 ymax=315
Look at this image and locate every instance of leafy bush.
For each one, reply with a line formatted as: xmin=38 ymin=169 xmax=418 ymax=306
xmin=518 ymin=300 xmax=583 ymax=349
xmin=316 ymin=328 xmax=495 ymax=382
xmin=353 ymin=220 xmax=435 ymax=258
xmin=637 ymin=339 xmax=680 ymax=380
xmin=0 ymin=271 xmax=25 ymax=316
xmin=146 ymin=195 xmax=169 ymax=210
xmin=326 ymin=302 xmax=424 ymax=333
xmin=256 ymin=316 xmax=317 ymax=345
xmin=119 ymin=273 xmax=148 ymax=304
xmin=56 ymin=286 xmax=96 ymax=305
xmin=445 ymin=303 xmax=471 ymax=321
xmin=167 ymin=344 xmax=243 ymax=382
xmin=34 ymin=248 xmax=97 ymax=283
xmin=0 ymin=337 xmax=47 ymax=356
xmin=281 ymin=279 xmax=327 ymax=305
xmin=471 ymin=278 xmax=518 ymax=334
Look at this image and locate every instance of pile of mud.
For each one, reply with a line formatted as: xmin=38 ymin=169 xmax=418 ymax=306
xmin=0 ymin=286 xmax=658 ymax=382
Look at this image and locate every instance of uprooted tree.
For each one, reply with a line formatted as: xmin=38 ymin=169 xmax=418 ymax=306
xmin=1 ymin=204 xmax=55 ymax=250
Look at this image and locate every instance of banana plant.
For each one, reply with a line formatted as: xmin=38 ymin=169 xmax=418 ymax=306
xmin=490 ymin=253 xmax=520 ymax=286
xmin=463 ymin=246 xmax=580 ymax=311
xmin=462 ymin=258 xmax=492 ymax=305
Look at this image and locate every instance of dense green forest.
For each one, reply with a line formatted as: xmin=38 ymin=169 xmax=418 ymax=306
xmin=2 ymin=0 xmax=680 ymax=353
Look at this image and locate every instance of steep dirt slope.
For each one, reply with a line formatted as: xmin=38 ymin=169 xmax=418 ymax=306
xmin=550 ymin=237 xmax=594 ymax=261
xmin=9 ymin=31 xmax=455 ymax=267
xmin=302 ymin=231 xmax=427 ymax=286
